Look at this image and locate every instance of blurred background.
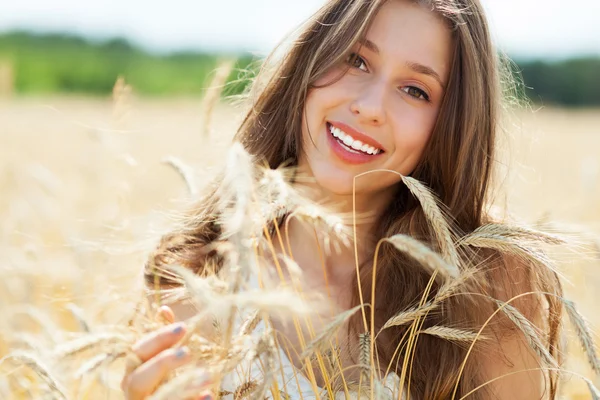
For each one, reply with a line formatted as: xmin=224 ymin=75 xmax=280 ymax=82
xmin=0 ymin=0 xmax=599 ymax=103
xmin=0 ymin=1 xmax=599 ymax=399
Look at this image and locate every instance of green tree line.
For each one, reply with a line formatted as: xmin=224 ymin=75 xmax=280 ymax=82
xmin=0 ymin=31 xmax=598 ymax=106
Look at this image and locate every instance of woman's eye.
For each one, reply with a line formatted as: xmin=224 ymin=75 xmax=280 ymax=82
xmin=347 ymin=53 xmax=368 ymax=72
xmin=402 ymin=86 xmax=430 ymax=102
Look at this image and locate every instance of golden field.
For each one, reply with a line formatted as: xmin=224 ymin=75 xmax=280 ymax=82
xmin=0 ymin=94 xmax=599 ymax=399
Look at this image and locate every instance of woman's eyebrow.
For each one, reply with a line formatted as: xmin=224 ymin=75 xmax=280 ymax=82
xmin=406 ymin=61 xmax=446 ymax=90
xmin=358 ymin=38 xmax=446 ymax=90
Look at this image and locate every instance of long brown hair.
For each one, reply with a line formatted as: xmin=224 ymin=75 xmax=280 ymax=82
xmin=145 ymin=0 xmax=563 ymax=398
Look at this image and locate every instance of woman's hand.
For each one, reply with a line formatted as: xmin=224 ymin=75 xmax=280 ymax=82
xmin=121 ymin=306 xmax=213 ymax=400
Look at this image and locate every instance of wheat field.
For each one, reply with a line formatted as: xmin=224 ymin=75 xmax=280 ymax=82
xmin=0 ymin=93 xmax=599 ymax=399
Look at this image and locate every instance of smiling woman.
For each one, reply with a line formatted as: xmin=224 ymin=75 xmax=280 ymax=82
xmin=123 ymin=0 xmax=565 ymax=399
xmin=300 ymin=0 xmax=452 ymax=204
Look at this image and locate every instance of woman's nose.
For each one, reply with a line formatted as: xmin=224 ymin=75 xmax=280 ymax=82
xmin=350 ymin=80 xmax=387 ymax=125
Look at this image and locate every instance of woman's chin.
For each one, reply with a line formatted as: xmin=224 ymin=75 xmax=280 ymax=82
xmin=311 ymin=172 xmax=359 ymax=198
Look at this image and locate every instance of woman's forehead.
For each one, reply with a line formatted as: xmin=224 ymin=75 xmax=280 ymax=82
xmin=362 ymin=0 xmax=454 ymax=83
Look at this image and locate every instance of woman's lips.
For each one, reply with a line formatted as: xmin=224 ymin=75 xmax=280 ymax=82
xmin=326 ymin=122 xmax=384 ymax=165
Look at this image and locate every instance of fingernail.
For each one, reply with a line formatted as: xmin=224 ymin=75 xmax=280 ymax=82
xmin=172 ymin=323 xmax=184 ymax=334
xmin=175 ymin=347 xmax=189 ymax=358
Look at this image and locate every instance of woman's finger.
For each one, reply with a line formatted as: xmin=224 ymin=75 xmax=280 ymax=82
xmin=156 ymin=305 xmax=176 ymax=324
xmin=191 ymin=390 xmax=214 ymax=400
xmin=124 ymin=346 xmax=191 ymax=399
xmin=132 ymin=322 xmax=187 ymax=363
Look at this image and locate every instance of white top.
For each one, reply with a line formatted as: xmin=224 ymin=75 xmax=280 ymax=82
xmin=218 ymin=271 xmax=404 ymax=399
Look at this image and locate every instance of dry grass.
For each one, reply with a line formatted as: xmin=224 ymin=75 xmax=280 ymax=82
xmin=0 ymin=92 xmax=599 ymax=399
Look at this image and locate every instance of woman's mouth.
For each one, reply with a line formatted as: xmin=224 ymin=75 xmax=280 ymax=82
xmin=326 ymin=122 xmax=384 ymax=165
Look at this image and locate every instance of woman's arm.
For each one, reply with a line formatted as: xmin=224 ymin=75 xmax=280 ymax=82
xmin=479 ymin=332 xmax=546 ymax=399
xmin=478 ymin=254 xmax=552 ymax=400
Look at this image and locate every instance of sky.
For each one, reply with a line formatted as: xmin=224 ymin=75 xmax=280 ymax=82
xmin=0 ymin=0 xmax=599 ymax=60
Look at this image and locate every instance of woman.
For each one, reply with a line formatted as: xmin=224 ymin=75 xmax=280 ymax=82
xmin=121 ymin=0 xmax=563 ymax=398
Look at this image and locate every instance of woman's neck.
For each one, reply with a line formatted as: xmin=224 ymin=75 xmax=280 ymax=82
xmin=281 ymin=179 xmax=394 ymax=300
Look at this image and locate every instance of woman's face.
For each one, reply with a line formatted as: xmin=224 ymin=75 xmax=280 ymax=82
xmin=299 ymin=0 xmax=453 ymax=203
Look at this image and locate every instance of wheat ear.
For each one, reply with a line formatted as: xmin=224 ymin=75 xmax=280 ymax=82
xmin=496 ymin=301 xmax=557 ymax=368
xmin=469 ymin=223 xmax=566 ymax=245
xmin=382 ymin=302 xmax=438 ymax=330
xmin=200 ymin=60 xmax=234 ymax=138
xmin=52 ymin=332 xmax=132 ymax=358
xmin=401 ymin=176 xmax=460 ymax=267
xmin=233 ymin=380 xmax=258 ymax=399
xmin=162 ymin=156 xmax=198 ymax=196
xmin=587 ymin=376 xmax=600 ymax=399
xmin=65 ymin=303 xmax=91 ymax=333
xmin=0 ymin=351 xmax=68 ymax=399
xmin=563 ymin=299 xmax=600 ymax=375
xmin=358 ymin=332 xmax=372 ymax=381
xmin=419 ymin=326 xmax=484 ymax=343
xmin=148 ymin=367 xmax=211 ymax=400
xmin=384 ymin=234 xmax=459 ymax=278
xmin=301 ymin=304 xmax=364 ymax=359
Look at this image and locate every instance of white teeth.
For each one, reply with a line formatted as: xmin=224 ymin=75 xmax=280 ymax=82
xmin=351 ymin=140 xmax=363 ymax=150
xmin=328 ymin=124 xmax=382 ymax=156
